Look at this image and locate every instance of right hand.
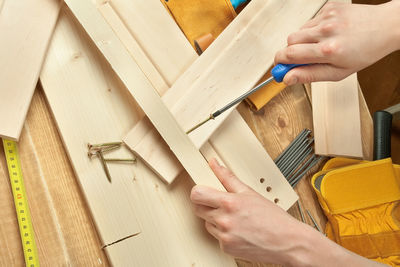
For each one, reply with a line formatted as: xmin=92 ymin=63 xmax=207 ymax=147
xmin=274 ymin=1 xmax=400 ymax=85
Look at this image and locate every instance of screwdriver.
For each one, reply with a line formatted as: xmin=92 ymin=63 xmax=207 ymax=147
xmin=186 ymin=63 xmax=307 ymax=134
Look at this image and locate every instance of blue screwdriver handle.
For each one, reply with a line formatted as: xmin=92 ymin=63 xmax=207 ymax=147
xmin=271 ymin=64 xmax=308 ymax=83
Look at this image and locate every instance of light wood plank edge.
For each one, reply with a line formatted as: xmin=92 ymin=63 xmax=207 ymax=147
xmin=209 ymin=111 xmax=298 ymax=210
xmin=64 ymin=0 xmax=225 ymax=190
xmin=0 ymin=0 xmax=61 ymax=140
xmin=312 ymin=74 xmax=363 ymax=158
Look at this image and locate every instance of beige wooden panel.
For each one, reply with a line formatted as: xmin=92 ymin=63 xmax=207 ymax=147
xmin=0 ymin=0 xmax=61 ymax=140
xmin=124 ymin=0 xmax=327 ymax=180
xmin=40 ymin=6 xmax=235 ymax=266
xmin=40 ymin=6 xmax=141 ymax=246
xmin=208 ymin=111 xmax=298 ymax=209
xmin=312 ymin=74 xmax=363 ymax=158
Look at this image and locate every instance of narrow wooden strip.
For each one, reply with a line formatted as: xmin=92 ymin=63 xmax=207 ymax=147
xmin=64 ymin=0 xmax=224 ymax=190
xmin=208 ymin=111 xmax=298 ymax=210
xmin=0 ymin=0 xmax=61 ymax=140
xmin=312 ymin=74 xmax=363 ymax=158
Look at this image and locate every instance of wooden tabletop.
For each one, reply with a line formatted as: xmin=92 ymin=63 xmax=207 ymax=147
xmin=0 ymin=80 xmax=372 ymax=266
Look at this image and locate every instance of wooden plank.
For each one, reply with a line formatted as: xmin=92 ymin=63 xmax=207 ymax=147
xmin=64 ymin=0 xmax=224 ymax=190
xmin=208 ymin=111 xmax=298 ymax=209
xmin=311 ymin=74 xmax=363 ymax=158
xmin=40 ymin=5 xmax=142 ymax=246
xmin=40 ymin=6 xmax=235 ymax=266
xmin=123 ymin=0 xmax=327 ymax=178
xmin=0 ymin=0 xmax=61 ymax=140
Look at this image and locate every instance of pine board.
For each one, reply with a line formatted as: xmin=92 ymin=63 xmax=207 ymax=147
xmin=40 ymin=6 xmax=235 ymax=266
xmin=123 ymin=0 xmax=327 ymax=179
xmin=312 ymin=74 xmax=363 ymax=158
xmin=0 ymin=0 xmax=61 ymax=140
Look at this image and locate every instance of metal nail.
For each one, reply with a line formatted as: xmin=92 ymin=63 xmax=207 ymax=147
xmin=97 ymin=150 xmax=112 ymax=183
xmin=104 ymin=158 xmax=136 ymax=163
xmin=282 ymin=146 xmax=313 ymax=178
xmin=276 ymin=130 xmax=310 ymax=168
xmin=297 ymin=201 xmax=306 ymax=223
xmin=275 ymin=129 xmax=309 ymax=164
xmin=88 ymin=142 xmax=122 ymax=149
xmin=284 ymin=148 xmax=313 ymax=179
xmin=280 ymin=138 xmax=313 ymax=174
xmin=88 ymin=144 xmax=121 ymax=158
xmin=287 ymin=154 xmax=316 ymax=183
xmin=306 ymin=210 xmax=322 ymax=233
xmin=291 ymin=156 xmax=325 ymax=188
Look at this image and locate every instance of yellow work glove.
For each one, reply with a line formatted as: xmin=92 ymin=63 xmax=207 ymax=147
xmin=312 ymin=158 xmax=400 ymax=266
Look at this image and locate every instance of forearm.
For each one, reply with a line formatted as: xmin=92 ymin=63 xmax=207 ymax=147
xmin=383 ymin=0 xmax=400 ymax=52
xmin=282 ymin=224 xmax=386 ymax=267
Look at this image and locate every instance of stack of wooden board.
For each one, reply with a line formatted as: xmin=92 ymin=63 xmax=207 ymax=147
xmin=39 ymin=0 xmax=326 ymax=265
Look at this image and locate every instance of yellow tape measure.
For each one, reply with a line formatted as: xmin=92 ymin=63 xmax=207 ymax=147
xmin=3 ymin=139 xmax=39 ymax=267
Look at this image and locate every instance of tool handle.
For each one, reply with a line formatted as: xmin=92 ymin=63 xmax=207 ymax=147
xmin=373 ymin=110 xmax=392 ymax=160
xmin=271 ymin=64 xmax=308 ymax=83
xmin=230 ymin=0 xmax=247 ymax=9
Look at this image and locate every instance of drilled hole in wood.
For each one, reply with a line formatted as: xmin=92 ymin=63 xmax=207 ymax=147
xmin=266 ymin=186 xmax=272 ymax=192
xmin=260 ymin=178 xmax=265 ymax=183
xmin=274 ymin=198 xmax=279 ymax=204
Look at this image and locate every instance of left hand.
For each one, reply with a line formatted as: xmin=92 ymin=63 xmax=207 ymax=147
xmin=190 ymin=158 xmax=308 ymax=265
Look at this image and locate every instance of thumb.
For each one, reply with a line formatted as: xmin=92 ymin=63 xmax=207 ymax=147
xmin=283 ymin=64 xmax=350 ymax=85
xmin=208 ymin=158 xmax=250 ymax=193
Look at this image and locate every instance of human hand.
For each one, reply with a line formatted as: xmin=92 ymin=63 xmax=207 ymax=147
xmin=190 ymin=158 xmax=311 ymax=265
xmin=274 ymin=1 xmax=400 ymax=85
xmin=190 ymin=159 xmax=388 ymax=266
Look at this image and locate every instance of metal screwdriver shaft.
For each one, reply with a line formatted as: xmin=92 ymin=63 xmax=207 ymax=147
xmin=186 ymin=63 xmax=308 ymax=134
xmin=186 ymin=77 xmax=274 ymax=134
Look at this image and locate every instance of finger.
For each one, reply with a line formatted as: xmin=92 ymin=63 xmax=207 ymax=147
xmin=287 ymin=28 xmax=321 ymax=45
xmin=190 ymin=185 xmax=229 ymax=208
xmin=209 ymin=158 xmax=249 ymax=193
xmin=274 ymin=43 xmax=327 ymax=65
xmin=283 ymin=64 xmax=350 ymax=85
xmin=205 ymin=221 xmax=220 ymax=240
xmin=193 ymin=204 xmax=218 ymax=223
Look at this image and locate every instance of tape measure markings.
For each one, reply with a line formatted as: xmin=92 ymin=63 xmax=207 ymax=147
xmin=3 ymin=139 xmax=40 ymax=267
